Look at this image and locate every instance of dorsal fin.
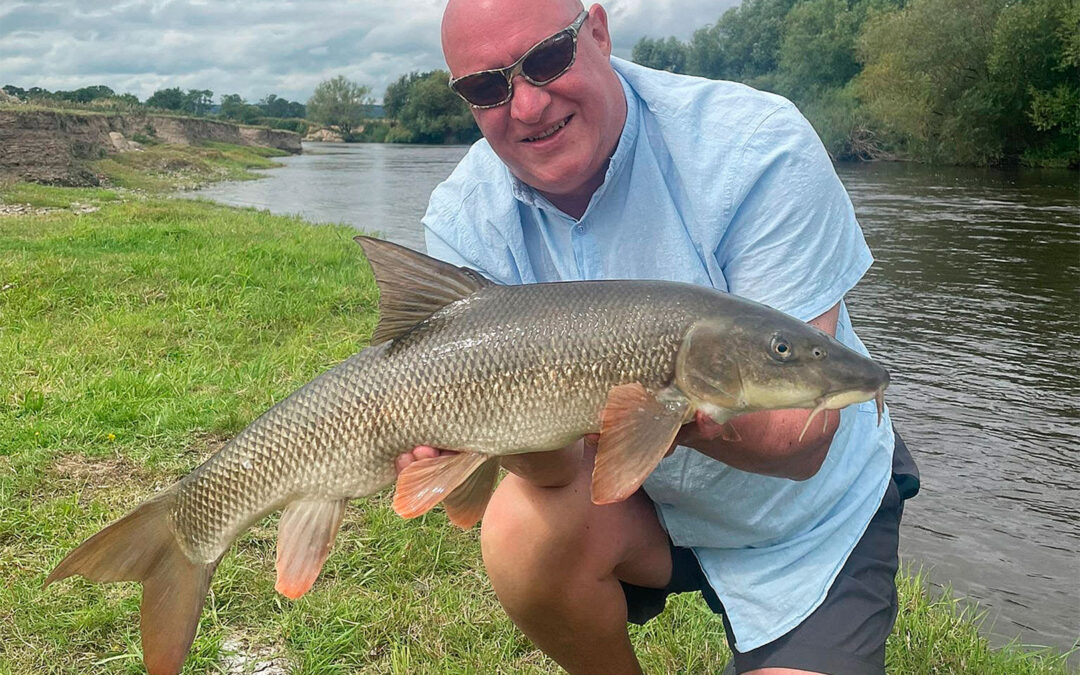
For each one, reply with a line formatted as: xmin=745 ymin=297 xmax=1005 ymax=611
xmin=354 ymin=236 xmax=493 ymax=345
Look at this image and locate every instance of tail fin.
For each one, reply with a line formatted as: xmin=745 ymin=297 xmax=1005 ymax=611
xmin=45 ymin=491 xmax=219 ymax=675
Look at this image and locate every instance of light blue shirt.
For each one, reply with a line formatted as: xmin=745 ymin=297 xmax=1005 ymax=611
xmin=422 ymin=57 xmax=895 ymax=652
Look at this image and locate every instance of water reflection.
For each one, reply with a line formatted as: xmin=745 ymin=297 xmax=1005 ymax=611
xmin=192 ymin=145 xmax=1080 ymax=654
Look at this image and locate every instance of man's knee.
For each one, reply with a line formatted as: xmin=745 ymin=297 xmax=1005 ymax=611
xmin=479 ymin=467 xmax=671 ymax=598
xmin=480 ymin=474 xmax=591 ymax=578
xmin=479 ymin=475 xmax=594 ymax=618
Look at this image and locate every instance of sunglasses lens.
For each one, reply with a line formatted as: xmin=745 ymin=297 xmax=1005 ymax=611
xmin=454 ymin=72 xmax=511 ymax=107
xmin=522 ymin=31 xmax=575 ymax=83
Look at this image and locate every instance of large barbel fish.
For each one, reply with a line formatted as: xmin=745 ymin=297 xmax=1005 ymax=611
xmin=46 ymin=237 xmax=889 ymax=674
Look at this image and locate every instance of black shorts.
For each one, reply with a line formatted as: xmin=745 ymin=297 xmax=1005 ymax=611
xmin=622 ymin=431 xmax=919 ymax=675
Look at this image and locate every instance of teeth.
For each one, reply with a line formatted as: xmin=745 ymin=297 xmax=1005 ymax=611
xmin=526 ymin=118 xmax=568 ymax=142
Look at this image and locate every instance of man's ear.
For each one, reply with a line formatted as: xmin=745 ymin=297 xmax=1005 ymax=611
xmin=587 ymin=4 xmax=613 ymax=57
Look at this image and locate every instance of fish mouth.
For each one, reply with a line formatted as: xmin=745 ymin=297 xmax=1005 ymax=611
xmin=797 ymin=386 xmax=887 ymax=441
xmin=522 ymin=115 xmax=571 ymax=143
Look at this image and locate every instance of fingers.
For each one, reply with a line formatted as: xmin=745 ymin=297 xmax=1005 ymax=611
xmin=394 ymin=446 xmax=452 ymax=474
xmin=693 ymin=409 xmax=728 ymax=439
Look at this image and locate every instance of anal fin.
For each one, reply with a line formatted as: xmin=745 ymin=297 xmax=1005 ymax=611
xmin=275 ymin=499 xmax=346 ymax=600
xmin=393 ymin=451 xmax=490 ymax=520
xmin=592 ymin=384 xmax=690 ymax=505
xmin=442 ymin=457 xmax=500 ymax=529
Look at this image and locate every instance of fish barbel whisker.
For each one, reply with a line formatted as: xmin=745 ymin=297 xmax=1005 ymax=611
xmin=798 ymin=399 xmax=829 ymax=443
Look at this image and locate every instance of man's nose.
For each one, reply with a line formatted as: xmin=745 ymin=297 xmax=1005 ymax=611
xmin=509 ymin=77 xmax=550 ymax=125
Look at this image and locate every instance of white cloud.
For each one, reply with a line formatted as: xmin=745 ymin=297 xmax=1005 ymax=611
xmin=0 ymin=0 xmax=739 ymax=103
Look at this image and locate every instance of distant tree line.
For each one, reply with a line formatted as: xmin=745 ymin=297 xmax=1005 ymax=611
xmin=3 ymin=72 xmax=479 ymax=146
xmin=3 ymin=84 xmax=140 ymax=108
xmin=632 ymin=0 xmax=1078 ymax=167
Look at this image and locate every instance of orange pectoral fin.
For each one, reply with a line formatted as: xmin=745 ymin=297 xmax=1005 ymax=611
xmin=591 ymin=384 xmax=689 ymax=505
xmin=393 ymin=451 xmax=490 ymax=520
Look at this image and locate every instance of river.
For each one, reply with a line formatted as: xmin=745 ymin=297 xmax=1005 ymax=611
xmin=191 ymin=142 xmax=1080 ymax=655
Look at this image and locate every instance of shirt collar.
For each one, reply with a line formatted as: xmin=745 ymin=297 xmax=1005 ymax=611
xmin=509 ymin=69 xmax=640 ymax=218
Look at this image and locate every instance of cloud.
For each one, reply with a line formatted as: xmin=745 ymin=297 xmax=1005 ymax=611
xmin=0 ymin=0 xmax=738 ymax=103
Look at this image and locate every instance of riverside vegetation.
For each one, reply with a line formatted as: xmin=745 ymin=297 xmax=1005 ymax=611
xmin=7 ymin=0 xmax=1076 ymax=165
xmin=0 ymin=145 xmax=1075 ymax=673
xmin=632 ymin=0 xmax=1078 ymax=167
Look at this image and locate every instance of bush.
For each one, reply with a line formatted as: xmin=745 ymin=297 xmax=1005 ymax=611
xmin=257 ymin=117 xmax=310 ymax=135
xmin=354 ymin=120 xmax=392 ymax=143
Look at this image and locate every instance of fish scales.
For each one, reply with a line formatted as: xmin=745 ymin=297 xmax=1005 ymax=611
xmin=172 ymin=281 xmax=716 ymax=563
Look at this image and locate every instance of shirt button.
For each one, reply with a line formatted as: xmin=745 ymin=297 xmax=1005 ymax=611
xmin=575 ymin=224 xmax=584 ymax=233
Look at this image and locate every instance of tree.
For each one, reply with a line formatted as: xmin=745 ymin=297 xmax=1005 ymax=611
xmin=988 ymin=0 xmax=1079 ymax=164
xmin=307 ymin=75 xmax=372 ymax=139
xmin=777 ymin=0 xmax=863 ymax=99
xmin=382 ymin=70 xmax=479 ymax=144
xmin=181 ymin=89 xmax=214 ymax=115
xmin=685 ymin=23 xmax=727 ymax=79
xmin=59 ymin=85 xmax=116 ymax=103
xmin=383 ymin=71 xmax=425 ymax=120
xmin=220 ymin=93 xmax=263 ymax=123
xmin=856 ymin=0 xmax=1009 ymax=164
xmin=706 ymin=0 xmax=796 ymax=83
xmin=114 ymin=93 xmax=141 ymax=109
xmin=259 ymin=94 xmax=305 ymax=118
xmin=402 ymin=70 xmax=480 ymax=144
xmin=631 ymin=36 xmax=688 ymax=73
xmin=146 ymin=87 xmax=184 ymax=111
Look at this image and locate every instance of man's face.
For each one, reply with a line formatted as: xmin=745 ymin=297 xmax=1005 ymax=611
xmin=442 ymin=2 xmax=626 ymax=201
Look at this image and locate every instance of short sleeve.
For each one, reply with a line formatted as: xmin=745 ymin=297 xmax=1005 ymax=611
xmin=714 ymin=104 xmax=873 ymax=321
xmin=421 ymin=166 xmax=522 ymax=284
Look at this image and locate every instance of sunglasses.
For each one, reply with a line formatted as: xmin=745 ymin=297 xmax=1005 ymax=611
xmin=448 ymin=9 xmax=589 ymax=109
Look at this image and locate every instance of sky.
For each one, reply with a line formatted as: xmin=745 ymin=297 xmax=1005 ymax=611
xmin=0 ymin=0 xmax=739 ymax=104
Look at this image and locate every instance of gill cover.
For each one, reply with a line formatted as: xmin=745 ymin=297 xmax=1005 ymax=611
xmin=674 ymin=319 xmax=746 ymax=413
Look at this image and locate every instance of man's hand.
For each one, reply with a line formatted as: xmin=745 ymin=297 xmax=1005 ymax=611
xmin=668 ymin=302 xmax=845 ymax=481
xmin=394 ymin=440 xmax=586 ymax=488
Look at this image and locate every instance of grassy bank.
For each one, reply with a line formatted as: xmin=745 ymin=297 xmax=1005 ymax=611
xmin=1 ymin=166 xmax=1074 ymax=672
xmin=92 ymin=140 xmax=289 ymax=193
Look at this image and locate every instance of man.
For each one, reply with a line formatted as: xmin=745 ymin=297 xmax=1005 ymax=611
xmin=396 ymin=1 xmax=920 ymax=673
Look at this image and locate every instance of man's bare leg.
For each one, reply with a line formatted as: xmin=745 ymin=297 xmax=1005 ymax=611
xmin=480 ymin=444 xmax=672 ymax=675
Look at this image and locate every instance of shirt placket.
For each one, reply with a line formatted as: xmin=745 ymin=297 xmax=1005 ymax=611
xmin=570 ymin=218 xmax=590 ymax=280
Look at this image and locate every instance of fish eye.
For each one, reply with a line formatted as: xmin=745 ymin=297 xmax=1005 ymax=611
xmin=770 ymin=334 xmax=793 ymax=361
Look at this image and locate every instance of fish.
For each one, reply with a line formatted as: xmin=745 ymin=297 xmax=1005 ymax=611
xmin=45 ymin=236 xmax=889 ymax=675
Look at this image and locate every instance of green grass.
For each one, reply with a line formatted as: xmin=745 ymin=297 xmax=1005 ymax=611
xmin=91 ymin=142 xmax=288 ymax=193
xmin=0 ymin=183 xmax=121 ymax=208
xmin=0 ymin=192 xmax=1074 ymax=673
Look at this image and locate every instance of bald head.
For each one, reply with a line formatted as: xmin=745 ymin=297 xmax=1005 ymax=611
xmin=442 ymin=0 xmax=585 ymax=77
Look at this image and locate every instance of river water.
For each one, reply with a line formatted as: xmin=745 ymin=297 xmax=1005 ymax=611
xmin=191 ymin=142 xmax=1080 ymax=655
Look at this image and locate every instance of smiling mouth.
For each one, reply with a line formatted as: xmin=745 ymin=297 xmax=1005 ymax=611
xmin=523 ymin=115 xmax=572 ymax=142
